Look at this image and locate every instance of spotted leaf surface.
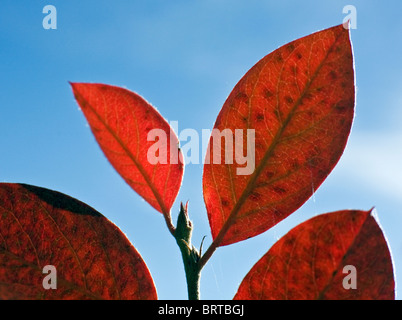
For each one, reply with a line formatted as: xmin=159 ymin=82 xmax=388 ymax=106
xmin=234 ymin=210 xmax=395 ymax=300
xmin=71 ymin=83 xmax=184 ymax=216
xmin=203 ymin=24 xmax=355 ymax=246
xmin=0 ymin=183 xmax=157 ymax=300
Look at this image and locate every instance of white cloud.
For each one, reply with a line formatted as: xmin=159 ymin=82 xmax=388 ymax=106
xmin=340 ymin=131 xmax=402 ymax=201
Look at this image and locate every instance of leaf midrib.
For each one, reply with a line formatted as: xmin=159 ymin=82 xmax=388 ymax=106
xmin=214 ymin=29 xmax=345 ymax=244
xmin=75 ymin=88 xmax=168 ymax=215
xmin=316 ymin=212 xmax=370 ymax=300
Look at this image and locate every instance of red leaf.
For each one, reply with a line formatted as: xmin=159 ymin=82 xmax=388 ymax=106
xmin=0 ymin=183 xmax=157 ymax=300
xmin=203 ymin=24 xmax=355 ymax=246
xmin=234 ymin=210 xmax=395 ymax=300
xmin=71 ymin=83 xmax=184 ymax=216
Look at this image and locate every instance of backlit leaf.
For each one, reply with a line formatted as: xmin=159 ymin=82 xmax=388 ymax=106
xmin=71 ymin=83 xmax=184 ymax=216
xmin=234 ymin=210 xmax=395 ymax=300
xmin=0 ymin=183 xmax=157 ymax=300
xmin=203 ymin=24 xmax=355 ymax=246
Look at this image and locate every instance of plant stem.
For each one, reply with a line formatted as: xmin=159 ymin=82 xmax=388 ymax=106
xmin=198 ymin=238 xmax=218 ymax=270
xmin=173 ymin=202 xmax=235 ymax=299
xmin=163 ymin=210 xmax=176 ymax=237
xmin=177 ymin=240 xmax=201 ymax=300
xmin=174 ymin=202 xmax=202 ymax=300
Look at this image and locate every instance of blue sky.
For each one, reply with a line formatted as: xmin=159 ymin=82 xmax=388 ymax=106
xmin=1 ymin=0 xmax=401 ymax=299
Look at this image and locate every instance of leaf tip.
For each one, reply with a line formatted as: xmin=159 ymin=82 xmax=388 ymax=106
xmin=69 ymin=81 xmax=78 ymax=90
xmin=69 ymin=82 xmax=82 ymax=98
xmin=368 ymin=206 xmax=381 ymax=225
xmin=70 ymin=82 xmax=88 ymax=92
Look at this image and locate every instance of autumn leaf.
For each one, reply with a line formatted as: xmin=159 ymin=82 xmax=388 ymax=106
xmin=234 ymin=210 xmax=395 ymax=300
xmin=203 ymin=24 xmax=355 ymax=246
xmin=0 ymin=183 xmax=157 ymax=300
xmin=71 ymin=83 xmax=184 ymax=219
